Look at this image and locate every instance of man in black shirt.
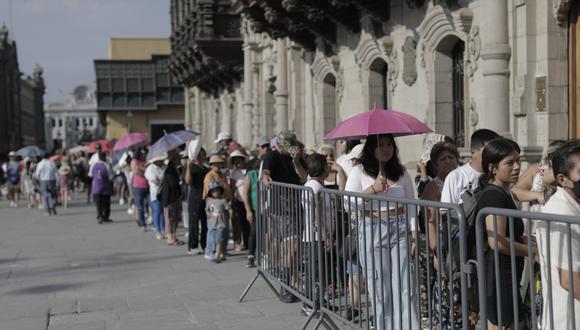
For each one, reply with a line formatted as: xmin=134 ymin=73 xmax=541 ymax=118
xmin=260 ymin=130 xmax=306 ymax=304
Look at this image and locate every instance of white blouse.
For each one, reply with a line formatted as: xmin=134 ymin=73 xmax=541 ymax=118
xmin=345 ymin=164 xmax=417 ymax=231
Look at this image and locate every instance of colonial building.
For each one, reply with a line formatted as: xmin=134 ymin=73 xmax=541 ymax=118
xmin=94 ymin=38 xmax=185 ymax=142
xmin=44 ymin=85 xmax=104 ymax=150
xmin=0 ymin=25 xmax=45 ymax=157
xmin=171 ymin=0 xmax=575 ymax=165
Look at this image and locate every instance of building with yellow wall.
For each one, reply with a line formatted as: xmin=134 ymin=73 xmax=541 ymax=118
xmin=94 ymin=38 xmax=184 ymax=142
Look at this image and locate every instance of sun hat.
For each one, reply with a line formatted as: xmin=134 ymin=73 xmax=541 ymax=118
xmin=209 ymin=155 xmax=225 ymax=164
xmin=147 ymin=153 xmax=167 ymax=165
xmin=187 ymin=139 xmax=202 ymax=160
xmin=58 ymin=165 xmax=71 ymax=176
xmin=230 ymin=149 xmax=248 ymax=159
xmin=344 ymin=144 xmax=364 ymax=160
xmin=214 ymin=132 xmax=232 ymax=144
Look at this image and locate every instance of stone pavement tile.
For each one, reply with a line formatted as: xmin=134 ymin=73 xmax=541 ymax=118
xmin=0 ymin=316 xmax=48 ymax=330
xmin=118 ymin=308 xmax=192 ymax=321
xmin=48 ymin=320 xmax=106 ymax=330
xmin=0 ymin=300 xmax=50 ymax=321
xmin=105 ymin=318 xmax=196 ymax=330
xmin=77 ymin=296 xmax=129 ymax=313
xmin=126 ymin=294 xmax=186 ymax=312
xmin=253 ymin=298 xmax=302 ymax=317
xmin=49 ymin=310 xmax=119 ymax=325
xmin=213 ymin=315 xmax=300 ymax=330
xmin=183 ymin=299 xmax=264 ymax=325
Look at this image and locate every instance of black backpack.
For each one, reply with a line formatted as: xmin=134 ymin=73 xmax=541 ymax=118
xmin=441 ymin=188 xmax=483 ymax=284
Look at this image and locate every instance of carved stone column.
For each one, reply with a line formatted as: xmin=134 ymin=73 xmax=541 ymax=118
xmin=184 ymin=87 xmax=192 ymax=130
xmin=481 ymin=0 xmax=511 ymax=136
xmin=193 ymin=87 xmax=202 ymax=132
xmin=274 ymin=38 xmax=289 ymax=133
xmin=243 ymin=41 xmax=255 ymax=145
xmin=252 ymin=61 xmax=261 ymax=139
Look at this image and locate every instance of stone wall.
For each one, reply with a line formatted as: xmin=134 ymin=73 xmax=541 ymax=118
xmin=184 ymin=0 xmax=570 ymax=165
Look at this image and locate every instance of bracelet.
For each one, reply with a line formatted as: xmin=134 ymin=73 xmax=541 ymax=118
xmin=371 ymin=186 xmax=377 ymax=194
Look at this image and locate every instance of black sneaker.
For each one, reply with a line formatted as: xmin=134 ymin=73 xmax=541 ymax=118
xmin=103 ymin=219 xmax=113 ymax=223
xmin=278 ymin=290 xmax=299 ymax=303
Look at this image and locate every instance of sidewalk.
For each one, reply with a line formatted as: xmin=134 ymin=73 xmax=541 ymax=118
xmin=0 ymin=195 xmax=307 ymax=330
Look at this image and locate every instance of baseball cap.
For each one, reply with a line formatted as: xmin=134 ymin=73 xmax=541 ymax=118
xmin=344 ymin=144 xmax=364 ymax=160
xmin=254 ymin=136 xmax=270 ymax=147
xmin=276 ymin=130 xmax=297 ymax=149
xmin=8 ymin=151 xmax=17 ymax=157
xmin=208 ymin=181 xmax=224 ymax=194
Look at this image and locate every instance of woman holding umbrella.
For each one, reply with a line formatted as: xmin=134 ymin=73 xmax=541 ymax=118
xmin=327 ymin=108 xmax=430 ymax=330
xmin=345 ymin=134 xmax=419 ymax=330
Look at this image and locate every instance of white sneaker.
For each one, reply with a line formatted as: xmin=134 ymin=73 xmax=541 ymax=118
xmin=127 ymin=207 xmax=135 ymax=216
xmin=119 ymin=198 xmax=126 ymax=205
xmin=184 ymin=232 xmax=189 ymax=238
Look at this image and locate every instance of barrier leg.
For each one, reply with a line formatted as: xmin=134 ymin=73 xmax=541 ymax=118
xmin=312 ymin=313 xmax=340 ymax=330
xmin=238 ymin=270 xmax=280 ymax=302
xmin=300 ymin=307 xmax=319 ymax=330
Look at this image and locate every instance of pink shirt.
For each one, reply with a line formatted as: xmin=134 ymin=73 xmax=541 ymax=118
xmin=131 ymin=159 xmax=149 ymax=189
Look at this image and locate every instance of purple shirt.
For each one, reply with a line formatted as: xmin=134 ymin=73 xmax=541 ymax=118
xmin=91 ymin=162 xmax=111 ymax=195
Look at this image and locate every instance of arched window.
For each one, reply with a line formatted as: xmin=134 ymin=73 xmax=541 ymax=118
xmin=322 ymin=74 xmax=337 ymax=135
xmin=369 ymin=58 xmax=388 ymax=109
xmin=435 ymin=36 xmax=466 ymax=147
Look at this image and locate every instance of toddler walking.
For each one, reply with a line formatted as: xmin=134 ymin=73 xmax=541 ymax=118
xmin=205 ymin=182 xmax=230 ymax=263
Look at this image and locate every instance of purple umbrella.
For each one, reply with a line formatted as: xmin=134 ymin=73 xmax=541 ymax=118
xmin=324 ymin=108 xmax=432 ymax=140
xmin=147 ymin=130 xmax=199 ymax=161
xmin=113 ymin=132 xmax=150 ymax=151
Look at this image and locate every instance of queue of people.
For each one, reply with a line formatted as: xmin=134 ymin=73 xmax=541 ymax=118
xmin=1 ymin=127 xmax=579 ymax=330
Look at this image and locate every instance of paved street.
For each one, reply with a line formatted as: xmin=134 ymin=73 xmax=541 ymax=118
xmin=0 ymin=195 xmax=306 ymax=330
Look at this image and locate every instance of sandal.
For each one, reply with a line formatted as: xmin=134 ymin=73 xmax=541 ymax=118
xmin=168 ymin=239 xmax=185 ymax=246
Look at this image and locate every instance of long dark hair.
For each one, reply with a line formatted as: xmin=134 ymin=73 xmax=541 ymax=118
xmin=356 ymin=134 xmax=405 ymax=181
xmin=478 ymin=138 xmax=521 ymax=189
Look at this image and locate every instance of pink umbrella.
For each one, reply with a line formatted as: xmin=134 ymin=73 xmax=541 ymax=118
xmin=113 ymin=132 xmax=150 ymax=151
xmin=324 ymin=108 xmax=432 ymax=140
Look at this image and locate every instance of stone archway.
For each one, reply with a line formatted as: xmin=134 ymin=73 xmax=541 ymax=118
xmin=434 ymin=35 xmax=466 ymax=147
xmin=369 ymin=58 xmax=389 ymax=109
xmin=322 ymin=73 xmax=337 ymax=135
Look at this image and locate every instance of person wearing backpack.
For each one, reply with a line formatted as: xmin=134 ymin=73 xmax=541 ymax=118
xmin=441 ymin=129 xmax=500 ymax=205
xmin=6 ymin=151 xmax=22 ymax=208
xmin=420 ymin=141 xmax=461 ymax=328
xmin=478 ymin=138 xmax=537 ymax=330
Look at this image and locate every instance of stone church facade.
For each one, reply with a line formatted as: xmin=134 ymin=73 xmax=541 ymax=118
xmin=170 ymin=0 xmax=576 ymax=164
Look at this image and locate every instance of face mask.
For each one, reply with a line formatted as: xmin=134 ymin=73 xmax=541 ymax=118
xmin=572 ymin=179 xmax=580 ymax=199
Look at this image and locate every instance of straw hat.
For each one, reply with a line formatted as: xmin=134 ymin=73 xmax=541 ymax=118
xmin=230 ymin=149 xmax=248 ymax=159
xmin=208 ymin=155 xmax=225 ymax=164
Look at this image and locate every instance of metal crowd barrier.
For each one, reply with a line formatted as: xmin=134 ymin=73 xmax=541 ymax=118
xmin=241 ymin=181 xmax=479 ymax=330
xmin=475 ymin=207 xmax=580 ymax=330
xmin=239 ymin=181 xmax=329 ymax=329
xmin=240 ymin=181 xmax=580 ymax=329
xmin=317 ymin=188 xmax=471 ymax=330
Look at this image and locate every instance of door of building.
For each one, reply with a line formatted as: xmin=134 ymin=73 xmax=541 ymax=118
xmin=570 ymin=2 xmax=580 ymax=138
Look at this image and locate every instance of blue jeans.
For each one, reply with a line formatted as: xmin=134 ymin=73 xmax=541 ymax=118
xmin=358 ymin=215 xmax=419 ymax=330
xmin=151 ymin=200 xmax=165 ymax=233
xmin=40 ymin=180 xmax=57 ymax=213
xmin=205 ymin=219 xmax=228 ymax=257
xmin=132 ymin=187 xmax=149 ymax=227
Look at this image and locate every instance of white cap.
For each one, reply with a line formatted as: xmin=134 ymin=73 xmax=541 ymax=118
xmin=344 ymin=144 xmax=364 ymax=160
xmin=214 ymin=132 xmax=232 ymax=144
xmin=147 ymin=153 xmax=167 ymax=164
xmin=8 ymin=151 xmax=17 ymax=157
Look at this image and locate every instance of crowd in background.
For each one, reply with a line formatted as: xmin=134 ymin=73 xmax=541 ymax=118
xmin=0 ymin=128 xmax=579 ymax=330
